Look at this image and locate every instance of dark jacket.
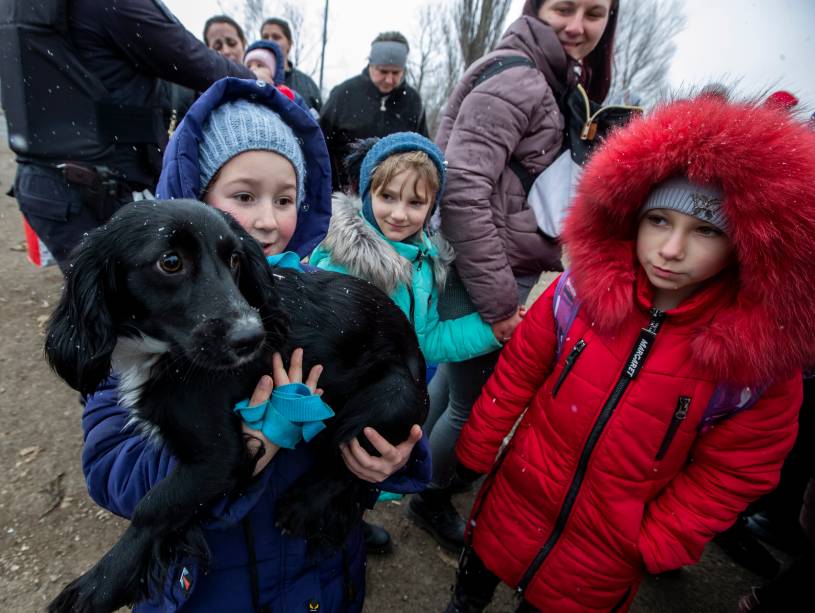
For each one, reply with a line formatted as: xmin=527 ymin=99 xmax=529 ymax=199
xmin=320 ymin=68 xmax=428 ymax=191
xmin=435 ymin=16 xmax=574 ymax=323
xmin=65 ymin=0 xmax=253 ymax=185
xmin=85 ymin=80 xmax=431 ymax=611
xmin=156 ymin=77 xmax=332 ymax=258
xmin=285 ymin=65 xmax=323 ymax=112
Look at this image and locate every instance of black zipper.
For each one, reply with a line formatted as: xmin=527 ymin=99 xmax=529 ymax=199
xmin=516 ymin=308 xmax=665 ymax=596
xmin=655 ymin=396 xmax=690 ymax=461
xmin=551 ymin=339 xmax=586 ymax=398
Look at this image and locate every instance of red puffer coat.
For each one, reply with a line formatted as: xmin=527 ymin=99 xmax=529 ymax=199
xmin=456 ymin=96 xmax=815 ymax=612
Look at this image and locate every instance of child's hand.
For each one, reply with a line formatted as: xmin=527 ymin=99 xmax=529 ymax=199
xmin=492 ymin=306 xmax=525 ymax=344
xmin=242 ymin=348 xmax=324 ymax=476
xmin=340 ymin=424 xmax=422 ymax=483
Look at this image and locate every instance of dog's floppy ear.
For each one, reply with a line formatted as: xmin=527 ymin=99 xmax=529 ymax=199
xmin=45 ymin=232 xmax=119 ymax=394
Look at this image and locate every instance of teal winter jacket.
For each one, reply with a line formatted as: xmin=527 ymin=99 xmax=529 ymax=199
xmin=310 ymin=194 xmax=501 ymax=363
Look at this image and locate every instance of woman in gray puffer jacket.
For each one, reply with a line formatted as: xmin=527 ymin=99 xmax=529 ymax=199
xmin=407 ymin=0 xmax=619 ymax=552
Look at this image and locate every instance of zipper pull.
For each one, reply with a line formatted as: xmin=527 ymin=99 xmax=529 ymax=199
xmin=380 ymin=97 xmax=387 ymax=111
xmin=675 ymin=396 xmax=691 ymax=420
xmin=646 ymin=308 xmax=665 ymax=334
xmin=416 ymin=252 xmax=424 ymax=270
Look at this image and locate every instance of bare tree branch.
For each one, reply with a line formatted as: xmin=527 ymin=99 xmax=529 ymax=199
xmin=607 ymin=0 xmax=687 ymax=106
xmin=412 ymin=0 xmax=512 ymax=136
xmin=217 ymin=0 xmax=324 ymax=80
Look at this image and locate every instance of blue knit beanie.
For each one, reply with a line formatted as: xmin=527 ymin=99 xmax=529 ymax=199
xmin=199 ymin=99 xmax=306 ymax=207
xmin=358 ymin=132 xmax=446 ymax=235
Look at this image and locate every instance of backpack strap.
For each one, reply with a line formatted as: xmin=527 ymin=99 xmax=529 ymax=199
xmin=472 ymin=56 xmax=535 ymax=87
xmin=552 ymin=270 xmax=581 ymax=358
xmin=469 ymin=56 xmax=539 ymax=196
xmin=698 ymin=383 xmax=768 ymax=432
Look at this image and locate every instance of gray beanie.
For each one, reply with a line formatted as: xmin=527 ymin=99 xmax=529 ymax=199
xmin=640 ymin=176 xmax=728 ymax=233
xmin=198 ymin=99 xmax=306 ymax=207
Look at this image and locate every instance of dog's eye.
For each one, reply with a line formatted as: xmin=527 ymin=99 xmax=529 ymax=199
xmin=229 ymin=252 xmax=240 ymax=271
xmin=157 ymin=252 xmax=183 ymax=274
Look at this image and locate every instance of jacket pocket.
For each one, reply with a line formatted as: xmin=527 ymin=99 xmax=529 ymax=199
xmin=551 ymin=339 xmax=586 ymax=398
xmin=655 ymin=396 xmax=691 ymax=461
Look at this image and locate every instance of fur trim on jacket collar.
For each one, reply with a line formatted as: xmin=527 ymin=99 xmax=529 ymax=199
xmin=320 ymin=193 xmax=453 ymax=295
xmin=562 ymin=96 xmax=815 ymax=386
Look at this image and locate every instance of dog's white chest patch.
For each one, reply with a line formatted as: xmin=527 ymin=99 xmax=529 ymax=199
xmin=111 ymin=335 xmax=169 ymax=409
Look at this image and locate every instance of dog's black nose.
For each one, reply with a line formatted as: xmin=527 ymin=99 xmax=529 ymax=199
xmin=228 ymin=327 xmax=264 ymax=358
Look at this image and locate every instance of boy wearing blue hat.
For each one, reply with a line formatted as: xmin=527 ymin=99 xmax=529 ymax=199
xmin=79 ymin=79 xmax=429 ymax=612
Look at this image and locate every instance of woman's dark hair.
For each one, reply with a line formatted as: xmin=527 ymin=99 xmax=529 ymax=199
xmin=261 ymin=17 xmax=292 ymax=43
xmin=582 ymin=0 xmax=619 ymax=102
xmin=203 ymin=15 xmax=246 ymax=46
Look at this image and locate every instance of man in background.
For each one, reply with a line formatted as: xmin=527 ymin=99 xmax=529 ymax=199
xmin=320 ymin=31 xmax=428 ymax=192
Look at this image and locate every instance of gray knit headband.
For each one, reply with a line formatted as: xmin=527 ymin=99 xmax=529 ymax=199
xmin=369 ymin=41 xmax=408 ymax=67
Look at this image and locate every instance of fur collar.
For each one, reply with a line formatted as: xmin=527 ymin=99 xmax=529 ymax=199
xmin=320 ymin=194 xmax=453 ymax=295
xmin=562 ymin=96 xmax=815 ymax=386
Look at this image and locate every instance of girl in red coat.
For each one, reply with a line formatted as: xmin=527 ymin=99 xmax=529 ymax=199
xmin=447 ymin=94 xmax=815 ymax=612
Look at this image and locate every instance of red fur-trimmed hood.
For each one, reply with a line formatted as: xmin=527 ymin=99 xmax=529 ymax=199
xmin=562 ymin=96 xmax=815 ymax=385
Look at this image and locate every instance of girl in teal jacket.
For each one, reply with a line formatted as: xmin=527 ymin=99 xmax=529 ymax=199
xmin=310 ymin=132 xmax=510 ymax=364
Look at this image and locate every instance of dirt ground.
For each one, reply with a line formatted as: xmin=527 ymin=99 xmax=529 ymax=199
xmin=0 ymin=123 xmax=771 ymax=612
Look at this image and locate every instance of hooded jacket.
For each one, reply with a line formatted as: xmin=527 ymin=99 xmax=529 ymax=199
xmin=435 ymin=15 xmax=576 ymax=323
xmin=156 ymin=77 xmax=332 ymax=257
xmin=245 ymin=40 xmax=286 ymax=85
xmin=456 ymin=96 xmax=815 ymax=612
xmin=82 ymin=80 xmax=431 ymax=612
xmin=320 ymin=68 xmax=428 ymax=191
xmin=310 ymin=194 xmax=501 ymax=364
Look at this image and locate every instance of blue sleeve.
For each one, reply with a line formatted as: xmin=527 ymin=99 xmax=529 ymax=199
xmin=376 ymin=436 xmax=431 ymax=494
xmin=82 ymin=377 xmax=177 ymax=518
xmin=415 ymin=281 xmax=502 ymax=364
xmin=82 ymin=377 xmax=267 ymax=524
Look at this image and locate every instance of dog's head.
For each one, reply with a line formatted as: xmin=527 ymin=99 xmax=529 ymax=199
xmin=46 ymin=199 xmax=289 ymax=394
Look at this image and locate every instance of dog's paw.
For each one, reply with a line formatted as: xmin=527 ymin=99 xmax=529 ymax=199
xmin=276 ymin=477 xmax=363 ymax=551
xmin=48 ymin=570 xmax=127 ymax=613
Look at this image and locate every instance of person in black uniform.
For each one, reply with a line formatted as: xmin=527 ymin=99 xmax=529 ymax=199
xmin=0 ymin=0 xmax=253 ymax=268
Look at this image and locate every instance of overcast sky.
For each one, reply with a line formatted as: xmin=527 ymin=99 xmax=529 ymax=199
xmin=164 ymin=0 xmax=815 ymax=111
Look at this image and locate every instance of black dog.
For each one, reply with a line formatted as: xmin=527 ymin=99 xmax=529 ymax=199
xmin=45 ymin=199 xmax=428 ymax=612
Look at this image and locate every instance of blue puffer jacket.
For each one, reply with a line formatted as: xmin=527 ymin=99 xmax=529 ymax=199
xmin=156 ymin=77 xmax=332 ymax=257
xmin=83 ymin=80 xmax=431 ymax=612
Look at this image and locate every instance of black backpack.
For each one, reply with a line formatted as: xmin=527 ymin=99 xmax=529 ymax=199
xmin=0 ymin=0 xmax=164 ymax=160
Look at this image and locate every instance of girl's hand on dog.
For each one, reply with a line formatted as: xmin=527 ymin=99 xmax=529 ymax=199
xmin=243 ymin=348 xmax=324 ymax=476
xmin=340 ymin=424 xmax=423 ymax=483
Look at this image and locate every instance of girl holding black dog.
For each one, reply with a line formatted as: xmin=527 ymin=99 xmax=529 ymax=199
xmin=80 ymin=78 xmax=429 ymax=612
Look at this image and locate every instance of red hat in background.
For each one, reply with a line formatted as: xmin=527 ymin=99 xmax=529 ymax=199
xmin=764 ymin=90 xmax=799 ymax=110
